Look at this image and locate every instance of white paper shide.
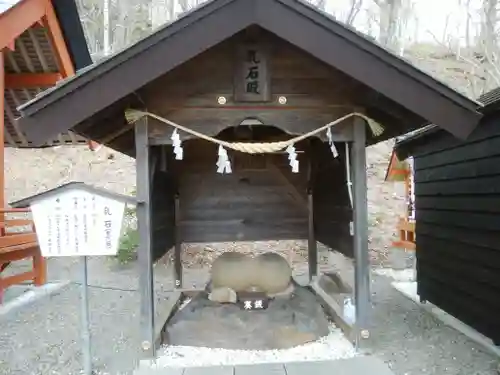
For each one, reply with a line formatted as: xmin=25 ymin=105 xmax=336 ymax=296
xmin=30 ymin=189 xmax=126 ymax=257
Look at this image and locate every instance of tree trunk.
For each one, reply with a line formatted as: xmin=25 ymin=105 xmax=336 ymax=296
xmin=345 ymin=0 xmax=363 ymax=26
xmin=103 ymin=0 xmax=111 ymax=56
xmin=151 ymin=0 xmax=175 ymax=29
xmin=479 ymin=0 xmax=498 ymax=58
xmin=378 ymin=0 xmax=402 ymax=50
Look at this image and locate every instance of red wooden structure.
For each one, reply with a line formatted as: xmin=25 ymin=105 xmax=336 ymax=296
xmin=0 ymin=0 xmax=91 ymax=301
xmin=384 ymin=148 xmax=416 ymax=250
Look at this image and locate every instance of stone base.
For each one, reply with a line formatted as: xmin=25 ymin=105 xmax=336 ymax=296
xmin=165 ymin=284 xmax=330 ymax=350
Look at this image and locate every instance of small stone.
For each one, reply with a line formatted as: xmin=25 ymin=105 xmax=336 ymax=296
xmin=208 ymin=287 xmax=237 ymax=304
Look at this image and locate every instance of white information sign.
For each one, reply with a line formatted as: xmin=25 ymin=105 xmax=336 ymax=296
xmin=30 ymin=188 xmax=126 ymax=257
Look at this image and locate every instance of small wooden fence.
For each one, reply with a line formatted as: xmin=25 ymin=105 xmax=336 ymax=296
xmin=0 ymin=208 xmax=46 ymax=303
xmin=392 ymin=217 xmax=416 ymax=251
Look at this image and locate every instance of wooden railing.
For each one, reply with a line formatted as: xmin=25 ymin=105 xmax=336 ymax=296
xmin=0 ymin=208 xmax=46 ymax=303
xmin=392 ymin=217 xmax=416 ymax=251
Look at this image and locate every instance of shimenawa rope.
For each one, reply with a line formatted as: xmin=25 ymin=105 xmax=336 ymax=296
xmin=124 ymin=109 xmax=384 ymax=154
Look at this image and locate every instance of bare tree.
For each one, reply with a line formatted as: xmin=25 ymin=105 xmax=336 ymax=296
xmin=375 ymin=0 xmax=402 ymax=49
xmin=479 ymin=0 xmax=498 ymax=57
xmin=370 ymin=0 xmax=414 ymax=54
xmin=314 ymin=0 xmax=327 ymax=11
xmin=103 ymin=0 xmax=111 ymax=56
xmin=425 ymin=1 xmax=500 ymax=99
xmin=345 ymin=0 xmax=364 ymax=26
xmin=150 ymin=0 xmax=175 ymax=29
xmin=76 ymin=0 xmax=153 ymax=60
xmin=178 ymin=0 xmax=208 ymax=13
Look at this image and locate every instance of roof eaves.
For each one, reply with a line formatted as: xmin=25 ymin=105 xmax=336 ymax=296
xmin=18 ymin=0 xmax=223 ymax=116
xmin=394 ymin=86 xmax=500 ymax=149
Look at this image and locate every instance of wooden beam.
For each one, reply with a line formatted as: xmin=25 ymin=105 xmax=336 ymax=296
xmin=4 ymin=72 xmax=62 ymax=88
xmin=0 ymin=0 xmax=47 ymax=51
xmin=42 ymin=1 xmax=75 ymax=77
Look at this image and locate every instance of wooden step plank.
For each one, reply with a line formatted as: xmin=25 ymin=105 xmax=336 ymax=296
xmin=0 ymin=245 xmax=38 ymax=260
xmin=0 ymin=242 xmax=38 ymax=255
xmin=0 ymin=270 xmax=36 ymax=288
xmin=4 ymin=219 xmax=34 ymax=227
xmin=0 ymin=233 xmax=37 ymax=248
xmin=392 ymin=240 xmax=416 ymax=250
xmin=0 ymin=208 xmax=31 ymax=213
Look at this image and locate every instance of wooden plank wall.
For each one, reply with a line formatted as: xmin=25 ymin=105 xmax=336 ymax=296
xmin=312 ymin=140 xmax=353 ymax=257
xmin=176 ymin=140 xmax=310 ymax=243
xmin=150 ymin=147 xmax=176 ymax=261
xmin=412 ymin=116 xmax=500 ymax=344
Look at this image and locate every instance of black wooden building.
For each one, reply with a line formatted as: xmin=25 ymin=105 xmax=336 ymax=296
xmin=395 ymin=88 xmax=500 ymax=345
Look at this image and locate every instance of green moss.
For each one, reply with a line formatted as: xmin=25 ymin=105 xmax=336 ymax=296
xmin=115 ymin=188 xmax=138 ymax=264
xmin=116 ymin=227 xmax=139 ymax=264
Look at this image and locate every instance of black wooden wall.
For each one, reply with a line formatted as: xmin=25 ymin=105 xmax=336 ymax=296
xmin=150 ymin=146 xmax=176 ymax=261
xmin=408 ymin=115 xmax=500 ymax=345
xmin=312 ymin=140 xmax=353 ymax=257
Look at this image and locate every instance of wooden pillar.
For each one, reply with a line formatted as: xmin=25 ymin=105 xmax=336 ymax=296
xmin=0 ymin=52 xmax=3 ymax=305
xmin=174 ymin=194 xmax=182 ymax=288
xmin=307 ymin=192 xmax=317 ymax=281
xmin=352 ymin=118 xmax=371 ymax=346
xmin=135 ymin=116 xmax=156 ymax=358
xmin=0 ymin=52 xmax=5 ymax=213
xmin=307 ymin=147 xmax=317 ymax=280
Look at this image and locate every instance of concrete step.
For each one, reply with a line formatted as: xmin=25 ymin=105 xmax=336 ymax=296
xmin=134 ymin=356 xmax=395 ymax=375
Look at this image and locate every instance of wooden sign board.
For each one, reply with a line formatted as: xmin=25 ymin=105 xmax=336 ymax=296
xmin=233 ymin=45 xmax=271 ymax=102
xmin=29 ymin=188 xmax=126 ymax=257
xmin=237 ymin=291 xmax=269 ymax=310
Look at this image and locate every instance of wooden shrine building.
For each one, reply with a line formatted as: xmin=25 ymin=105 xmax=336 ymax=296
xmin=14 ymin=0 xmax=483 ymax=358
xmin=394 ymin=88 xmax=500 ymax=345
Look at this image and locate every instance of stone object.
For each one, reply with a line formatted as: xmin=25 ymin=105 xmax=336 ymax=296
xmin=211 ymin=252 xmax=254 ymax=292
xmin=254 ymin=252 xmax=292 ymax=294
xmin=268 ymin=281 xmax=295 ymax=299
xmin=208 ymin=287 xmax=237 ymax=304
xmin=166 ymin=285 xmax=331 ymax=350
xmin=209 ymin=251 xmax=293 ymax=295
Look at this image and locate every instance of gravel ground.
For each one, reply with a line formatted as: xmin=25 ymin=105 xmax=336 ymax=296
xmin=1 ymin=254 xmax=499 ymax=375
xmin=367 ymin=276 xmax=499 ymax=375
xmin=152 ymin=324 xmax=357 ymax=368
xmin=0 ymin=256 xmax=209 ymax=375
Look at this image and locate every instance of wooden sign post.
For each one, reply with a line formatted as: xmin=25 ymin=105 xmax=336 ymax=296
xmin=11 ymin=182 xmax=135 ymax=375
